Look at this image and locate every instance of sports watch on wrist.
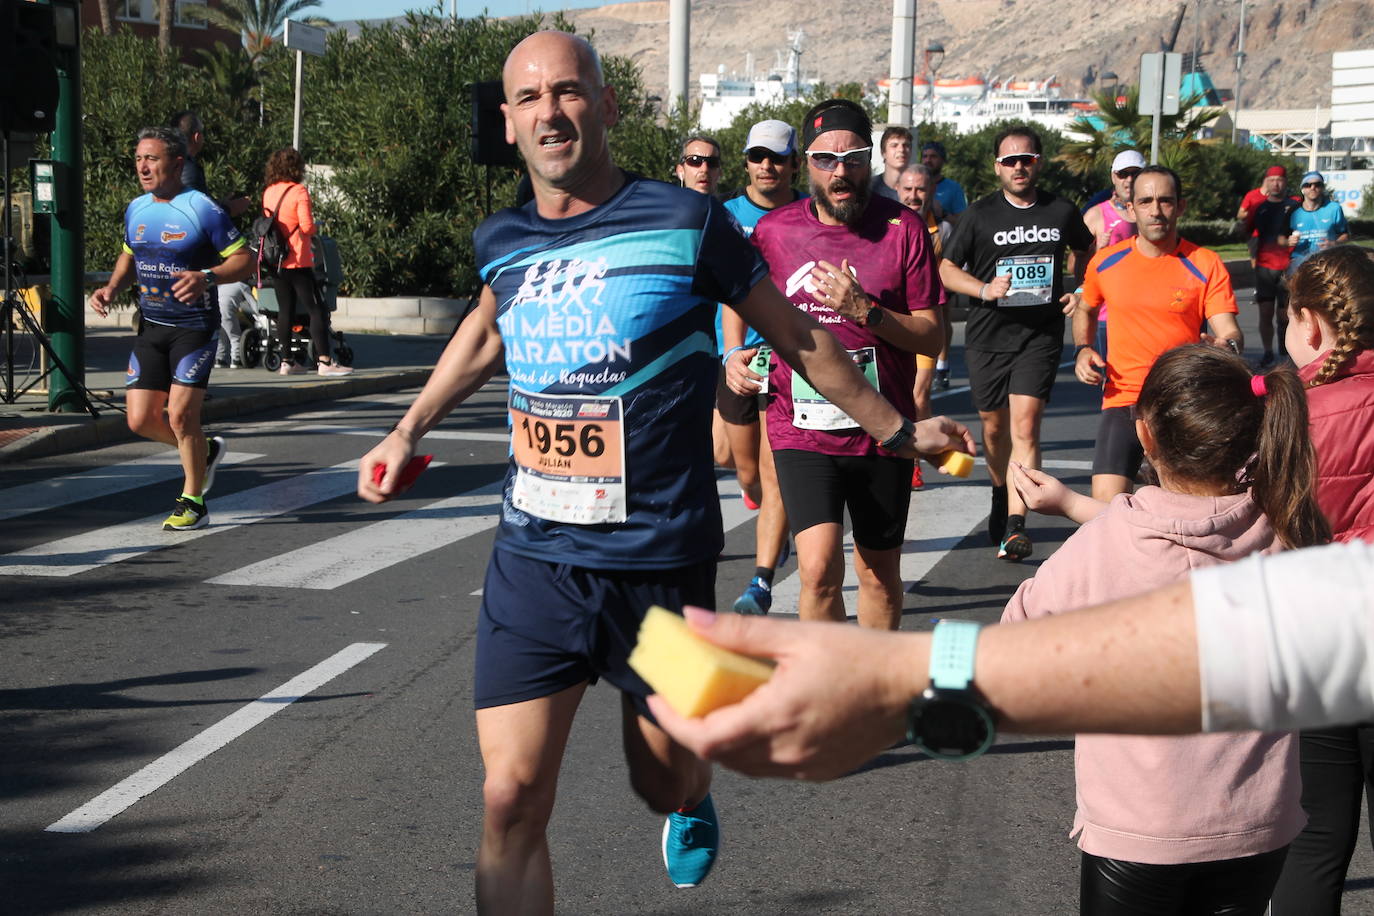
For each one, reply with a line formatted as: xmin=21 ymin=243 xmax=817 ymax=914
xmin=878 ymin=417 xmax=915 ymax=452
xmin=201 ymin=269 xmax=217 ymax=288
xmin=864 ymin=304 xmax=885 ymax=328
xmin=907 ymin=620 xmax=997 ymax=760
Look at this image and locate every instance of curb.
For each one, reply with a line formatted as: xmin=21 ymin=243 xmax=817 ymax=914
xmin=0 ymin=368 xmax=432 ymax=464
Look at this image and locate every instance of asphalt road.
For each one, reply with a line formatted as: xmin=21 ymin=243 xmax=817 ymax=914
xmin=3 ymin=306 xmax=1373 ymax=914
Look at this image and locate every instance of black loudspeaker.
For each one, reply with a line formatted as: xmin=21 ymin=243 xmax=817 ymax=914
xmin=470 ymin=80 xmax=520 ymax=167
xmin=0 ymin=0 xmax=60 ymax=134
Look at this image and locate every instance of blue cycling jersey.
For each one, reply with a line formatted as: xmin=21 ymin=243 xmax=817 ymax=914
xmin=475 ymin=175 xmax=768 ymax=570
xmin=1288 ymin=201 xmax=1348 ymax=273
xmin=122 ymin=190 xmax=245 ymax=330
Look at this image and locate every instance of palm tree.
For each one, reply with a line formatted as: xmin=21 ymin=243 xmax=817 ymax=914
xmin=201 ymin=0 xmax=333 ymax=60
xmin=195 ymin=42 xmax=261 ymax=121
xmin=1060 ymin=86 xmax=1224 ymax=178
xmin=158 ymin=0 xmax=173 ymax=52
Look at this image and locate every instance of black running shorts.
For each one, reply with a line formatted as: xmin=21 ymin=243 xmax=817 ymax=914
xmin=716 ymin=364 xmax=761 ymax=425
xmin=965 ymin=330 xmax=1064 ymax=413
xmin=126 ymin=321 xmax=218 ymax=391
xmin=474 ymin=548 xmax=716 ymax=717
xmin=1254 ymin=266 xmax=1287 ymax=303
xmin=772 ymin=449 xmax=913 ymax=551
xmin=1091 ymin=405 xmax=1145 ymax=479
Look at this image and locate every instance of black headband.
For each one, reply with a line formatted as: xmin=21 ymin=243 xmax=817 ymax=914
xmin=801 ymin=101 xmax=872 ymax=151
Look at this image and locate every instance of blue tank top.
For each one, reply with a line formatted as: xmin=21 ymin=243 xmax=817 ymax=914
xmin=475 ymin=175 xmax=769 ymax=569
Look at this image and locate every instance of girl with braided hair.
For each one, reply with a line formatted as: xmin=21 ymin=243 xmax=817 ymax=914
xmin=1269 ymin=243 xmax=1374 ymax=914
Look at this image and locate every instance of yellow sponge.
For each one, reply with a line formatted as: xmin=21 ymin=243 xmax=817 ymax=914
xmin=936 ymin=450 xmax=974 ymax=477
xmin=629 ymin=606 xmax=775 ymax=718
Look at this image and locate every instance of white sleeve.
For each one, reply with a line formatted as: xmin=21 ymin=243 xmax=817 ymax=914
xmin=1193 ymin=541 xmax=1374 ymax=732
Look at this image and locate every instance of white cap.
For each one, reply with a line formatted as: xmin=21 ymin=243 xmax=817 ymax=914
xmin=1111 ymin=149 xmax=1146 ymax=173
xmin=743 ymin=120 xmax=796 ymax=156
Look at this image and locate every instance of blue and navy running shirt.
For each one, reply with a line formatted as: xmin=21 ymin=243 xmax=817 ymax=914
xmin=475 ymin=175 xmax=769 ymax=570
xmin=122 ymin=190 xmax=245 ymax=330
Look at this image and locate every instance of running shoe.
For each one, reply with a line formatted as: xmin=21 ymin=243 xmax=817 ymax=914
xmin=911 ymin=462 xmax=924 ymax=490
xmin=279 ymin=362 xmax=308 ymax=376
xmin=998 ymin=528 xmax=1033 ymax=562
xmin=935 ymin=368 xmax=950 ymax=390
xmin=162 ymin=496 xmax=208 ymax=531
xmin=741 ymin=490 xmax=760 ymax=511
xmin=1258 ymin=351 xmax=1275 ymax=369
xmin=204 ymin=436 xmax=226 ymax=495
xmin=318 ymin=360 xmax=354 ymax=377
xmin=988 ymin=486 xmax=1009 ymax=545
xmin=733 ymin=577 xmax=773 ymax=615
xmin=662 ymin=793 xmax=719 ymax=888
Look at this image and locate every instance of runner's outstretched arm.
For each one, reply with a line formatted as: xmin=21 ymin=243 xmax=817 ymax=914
xmin=357 ymin=286 xmax=505 ymax=502
xmin=733 ymin=277 xmax=976 ymax=462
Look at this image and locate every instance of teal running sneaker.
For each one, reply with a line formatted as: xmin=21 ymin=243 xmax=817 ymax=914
xmin=662 ymin=793 xmax=719 ymax=888
xmin=732 ymin=577 xmax=773 ymax=615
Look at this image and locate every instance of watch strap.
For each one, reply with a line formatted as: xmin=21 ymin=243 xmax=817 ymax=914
xmin=929 ymin=619 xmax=981 ymax=690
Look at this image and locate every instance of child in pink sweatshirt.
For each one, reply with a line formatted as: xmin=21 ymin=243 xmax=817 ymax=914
xmin=1004 ymin=344 xmax=1331 ymax=915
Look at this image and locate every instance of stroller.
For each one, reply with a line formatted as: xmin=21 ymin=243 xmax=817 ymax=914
xmin=247 ymin=234 xmax=353 ymax=371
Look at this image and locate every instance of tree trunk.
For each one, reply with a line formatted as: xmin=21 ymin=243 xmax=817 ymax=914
xmin=158 ymin=0 xmax=173 ymax=52
xmin=96 ymin=0 xmax=114 ymax=35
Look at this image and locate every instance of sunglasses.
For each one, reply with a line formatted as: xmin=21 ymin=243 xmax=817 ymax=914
xmin=806 ymin=147 xmax=872 ymax=172
xmin=996 ymin=153 xmax=1041 ymax=168
xmin=747 ymin=148 xmax=790 ymax=165
xmin=1302 ymin=181 xmax=1324 ymax=189
xmin=681 ymin=154 xmax=721 ymax=169
xmin=1115 ymin=168 xmax=1142 ymax=179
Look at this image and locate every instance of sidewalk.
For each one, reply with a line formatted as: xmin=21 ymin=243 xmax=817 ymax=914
xmin=0 ymin=328 xmax=447 ymax=463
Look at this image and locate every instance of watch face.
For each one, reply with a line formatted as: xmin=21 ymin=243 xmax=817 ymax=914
xmin=911 ymin=691 xmax=995 ymax=761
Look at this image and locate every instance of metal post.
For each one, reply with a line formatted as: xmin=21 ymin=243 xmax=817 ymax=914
xmin=1231 ymin=0 xmax=1246 ymax=144
xmin=292 ymin=49 xmax=304 ymax=152
xmin=48 ymin=0 xmax=83 ymax=412
xmin=667 ymin=0 xmax=689 ymax=113
xmin=888 ymin=0 xmax=915 ymax=128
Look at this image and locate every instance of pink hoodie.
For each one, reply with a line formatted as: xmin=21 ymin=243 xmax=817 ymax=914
xmin=1002 ymin=486 xmax=1304 ymax=865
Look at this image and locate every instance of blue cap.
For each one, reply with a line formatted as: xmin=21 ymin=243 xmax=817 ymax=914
xmin=1302 ymin=171 xmax=1324 ymax=185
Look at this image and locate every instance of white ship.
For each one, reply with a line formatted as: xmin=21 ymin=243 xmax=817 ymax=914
xmin=878 ymin=74 xmax=1099 ymax=134
xmin=697 ymin=29 xmax=822 ymax=131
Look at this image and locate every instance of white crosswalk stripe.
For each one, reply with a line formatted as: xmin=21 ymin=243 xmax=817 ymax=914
xmin=205 ymin=474 xmax=508 ymax=592
xmin=0 ymin=451 xmax=262 ymax=524
xmin=0 ymin=460 xmax=361 ymax=578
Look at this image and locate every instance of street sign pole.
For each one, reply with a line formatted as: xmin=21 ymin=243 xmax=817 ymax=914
xmin=283 ymin=20 xmax=327 ymax=153
xmin=1139 ymin=52 xmax=1182 ymax=164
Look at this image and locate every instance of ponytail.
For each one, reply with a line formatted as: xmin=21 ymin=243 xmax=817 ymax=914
xmin=1137 ymin=345 xmax=1331 ymax=550
xmin=1247 ymin=367 xmax=1332 ymax=549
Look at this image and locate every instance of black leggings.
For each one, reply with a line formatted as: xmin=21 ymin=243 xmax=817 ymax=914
xmin=273 ymin=266 xmax=329 ymax=363
xmin=1269 ymin=725 xmax=1374 ymax=915
xmin=1080 ymin=847 xmax=1288 ymax=916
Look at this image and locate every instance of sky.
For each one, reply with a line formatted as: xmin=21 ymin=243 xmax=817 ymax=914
xmin=314 ymin=0 xmax=616 ymax=22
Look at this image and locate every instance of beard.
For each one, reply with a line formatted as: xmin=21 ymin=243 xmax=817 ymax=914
xmin=810 ymin=172 xmax=870 ymax=226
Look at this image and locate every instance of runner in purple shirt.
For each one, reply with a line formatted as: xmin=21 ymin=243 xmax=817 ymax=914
xmin=739 ymin=98 xmax=944 ymax=629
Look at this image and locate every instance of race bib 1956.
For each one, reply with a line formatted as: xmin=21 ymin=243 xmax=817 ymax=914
xmin=509 ymin=388 xmax=627 ymax=524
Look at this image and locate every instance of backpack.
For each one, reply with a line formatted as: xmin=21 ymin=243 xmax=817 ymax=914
xmin=250 ymin=185 xmax=294 ymax=284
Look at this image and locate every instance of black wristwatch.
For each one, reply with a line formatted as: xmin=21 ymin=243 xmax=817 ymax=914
xmin=878 ymin=417 xmax=915 ymax=452
xmin=1224 ymin=338 xmax=1241 ymax=356
xmin=907 ymin=620 xmax=997 ymax=761
xmin=864 ymin=305 xmax=885 ymax=328
xmin=201 ymin=268 xmax=217 ymax=288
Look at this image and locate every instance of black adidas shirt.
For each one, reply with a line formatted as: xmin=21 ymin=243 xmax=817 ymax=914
xmin=944 ymin=189 xmax=1093 ymax=352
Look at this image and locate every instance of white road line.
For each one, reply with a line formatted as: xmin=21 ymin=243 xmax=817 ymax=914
xmin=289 ymin=424 xmax=509 ymax=443
xmin=206 ymin=476 xmax=510 ymax=591
xmin=972 ymin=456 xmax=1093 ymax=471
xmin=0 ymin=460 xmax=362 ymax=577
xmin=0 ymin=452 xmax=262 ymax=524
xmin=45 ymin=642 xmax=387 ymax=834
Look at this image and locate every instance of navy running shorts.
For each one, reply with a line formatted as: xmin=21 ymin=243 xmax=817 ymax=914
xmin=1091 ymin=405 xmax=1145 ymax=479
xmin=127 ymin=320 xmax=218 ymax=391
xmin=771 ymin=449 xmax=913 ymax=551
xmin=965 ymin=331 xmax=1064 ymax=413
xmin=474 ymin=547 xmax=717 ymax=715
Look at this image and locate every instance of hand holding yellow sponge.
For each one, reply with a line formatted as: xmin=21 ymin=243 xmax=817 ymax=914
xmin=628 ymin=606 xmax=775 ymax=717
xmin=935 ymin=449 xmax=974 ymax=477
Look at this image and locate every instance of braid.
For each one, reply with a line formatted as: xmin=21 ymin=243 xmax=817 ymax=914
xmin=1289 ymin=246 xmax=1374 ymax=389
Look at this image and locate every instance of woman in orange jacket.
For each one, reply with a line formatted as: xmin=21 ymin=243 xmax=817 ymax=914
xmin=263 ymin=147 xmax=351 ymax=376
